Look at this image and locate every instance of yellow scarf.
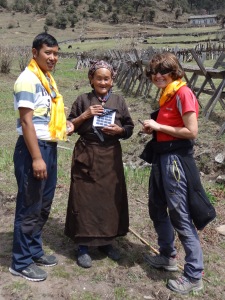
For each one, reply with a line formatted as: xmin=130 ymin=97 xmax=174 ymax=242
xmin=159 ymin=79 xmax=186 ymax=107
xmin=28 ymin=58 xmax=67 ymax=141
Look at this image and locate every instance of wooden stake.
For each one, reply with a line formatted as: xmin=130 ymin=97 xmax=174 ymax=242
xmin=129 ymin=227 xmax=211 ymax=283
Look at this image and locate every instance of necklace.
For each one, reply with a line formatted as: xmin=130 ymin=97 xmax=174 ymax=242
xmin=93 ymin=89 xmax=112 ymax=106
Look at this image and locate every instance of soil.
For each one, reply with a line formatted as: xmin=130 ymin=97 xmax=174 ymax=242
xmin=0 ymin=100 xmax=225 ymax=300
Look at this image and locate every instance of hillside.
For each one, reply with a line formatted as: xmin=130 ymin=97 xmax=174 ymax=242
xmin=1 ymin=0 xmax=225 ymax=47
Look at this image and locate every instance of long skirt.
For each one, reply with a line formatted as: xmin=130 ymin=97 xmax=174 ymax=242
xmin=64 ymin=138 xmax=129 ymax=246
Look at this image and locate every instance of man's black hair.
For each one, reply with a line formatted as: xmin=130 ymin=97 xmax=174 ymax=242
xmin=32 ymin=32 xmax=58 ymax=51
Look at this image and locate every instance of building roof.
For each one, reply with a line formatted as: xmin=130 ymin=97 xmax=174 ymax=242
xmin=188 ymin=14 xmax=217 ymax=20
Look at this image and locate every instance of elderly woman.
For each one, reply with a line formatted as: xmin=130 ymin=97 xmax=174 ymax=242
xmin=141 ymin=52 xmax=205 ymax=295
xmin=64 ymin=60 xmax=134 ymax=268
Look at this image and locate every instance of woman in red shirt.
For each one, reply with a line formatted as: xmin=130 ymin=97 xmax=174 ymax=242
xmin=141 ymin=52 xmax=204 ymax=295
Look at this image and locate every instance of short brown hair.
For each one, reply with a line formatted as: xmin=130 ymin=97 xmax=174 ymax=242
xmin=146 ymin=52 xmax=184 ymax=80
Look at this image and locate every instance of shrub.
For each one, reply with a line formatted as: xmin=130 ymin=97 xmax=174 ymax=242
xmin=54 ymin=13 xmax=68 ymax=29
xmin=7 ymin=21 xmax=15 ymax=29
xmin=18 ymin=47 xmax=31 ymax=72
xmin=45 ymin=13 xmax=55 ymax=26
xmin=12 ymin=0 xmax=25 ymax=12
xmin=0 ymin=46 xmax=14 ymax=74
xmin=0 ymin=0 xmax=8 ymax=9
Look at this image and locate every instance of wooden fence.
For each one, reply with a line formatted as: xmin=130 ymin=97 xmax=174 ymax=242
xmin=74 ymin=45 xmax=225 ymax=99
xmin=74 ymin=46 xmax=225 ymax=136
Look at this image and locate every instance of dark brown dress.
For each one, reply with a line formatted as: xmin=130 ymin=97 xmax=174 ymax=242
xmin=64 ymin=92 xmax=134 ymax=246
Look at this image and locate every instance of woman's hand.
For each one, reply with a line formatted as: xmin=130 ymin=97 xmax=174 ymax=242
xmin=70 ymin=105 xmax=104 ymax=129
xmin=141 ymin=119 xmax=160 ymax=135
xmin=83 ymin=105 xmax=104 ymax=119
xmin=101 ymin=124 xmax=124 ymax=136
xmin=141 ymin=112 xmax=198 ymax=139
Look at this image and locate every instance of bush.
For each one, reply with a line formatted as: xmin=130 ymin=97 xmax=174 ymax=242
xmin=54 ymin=13 xmax=68 ymax=29
xmin=68 ymin=14 xmax=78 ymax=28
xmin=12 ymin=0 xmax=25 ymax=12
xmin=18 ymin=47 xmax=31 ymax=72
xmin=0 ymin=46 xmax=14 ymax=74
xmin=45 ymin=13 xmax=55 ymax=26
xmin=7 ymin=21 xmax=15 ymax=29
xmin=0 ymin=0 xmax=8 ymax=9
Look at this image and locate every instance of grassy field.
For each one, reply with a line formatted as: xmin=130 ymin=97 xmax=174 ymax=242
xmin=0 ymin=10 xmax=224 ymax=48
xmin=1 ymin=27 xmax=225 ymax=299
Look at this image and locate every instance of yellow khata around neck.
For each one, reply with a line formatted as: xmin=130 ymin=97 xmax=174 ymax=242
xmin=159 ymin=80 xmax=186 ymax=107
xmin=28 ymin=58 xmax=67 ymax=141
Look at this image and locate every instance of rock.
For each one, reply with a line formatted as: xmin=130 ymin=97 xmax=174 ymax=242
xmin=216 ymin=225 xmax=225 ymax=236
xmin=215 ymin=153 xmax=225 ymax=164
xmin=215 ymin=175 xmax=225 ymax=184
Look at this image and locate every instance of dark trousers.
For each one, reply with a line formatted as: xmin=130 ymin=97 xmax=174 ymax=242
xmin=149 ymin=153 xmax=203 ymax=280
xmin=12 ymin=136 xmax=57 ymax=271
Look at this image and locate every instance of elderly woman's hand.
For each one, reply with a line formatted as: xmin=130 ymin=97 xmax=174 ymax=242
xmin=83 ymin=105 xmax=104 ymax=119
xmin=101 ymin=124 xmax=124 ymax=136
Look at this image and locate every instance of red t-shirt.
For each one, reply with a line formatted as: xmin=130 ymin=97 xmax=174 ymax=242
xmin=156 ymin=86 xmax=199 ymax=142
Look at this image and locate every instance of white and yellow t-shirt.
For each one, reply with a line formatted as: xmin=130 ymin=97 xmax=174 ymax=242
xmin=14 ymin=67 xmax=52 ymax=140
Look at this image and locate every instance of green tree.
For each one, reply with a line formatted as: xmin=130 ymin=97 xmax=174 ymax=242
xmin=133 ymin=0 xmax=146 ymax=13
xmin=218 ymin=14 xmax=225 ymax=29
xmin=45 ymin=13 xmax=55 ymax=26
xmin=39 ymin=0 xmax=48 ymax=15
xmin=167 ymin=0 xmax=179 ymax=12
xmin=187 ymin=0 xmax=195 ymax=9
xmin=55 ymin=13 xmax=68 ymax=29
xmin=146 ymin=9 xmax=155 ymax=22
xmin=60 ymin=0 xmax=68 ymax=5
xmin=13 ymin=0 xmax=26 ymax=12
xmin=82 ymin=11 xmax=87 ymax=18
xmin=111 ymin=12 xmax=119 ymax=23
xmin=122 ymin=3 xmax=134 ymax=15
xmin=216 ymin=0 xmax=225 ymax=9
xmin=106 ymin=3 xmax=112 ymax=13
xmin=68 ymin=14 xmax=78 ymax=27
xmin=43 ymin=24 xmax=48 ymax=32
xmin=0 ymin=0 xmax=8 ymax=8
xmin=88 ymin=3 xmax=95 ymax=13
xmin=24 ymin=3 xmax=32 ymax=13
xmin=73 ymin=0 xmax=79 ymax=6
xmin=175 ymin=7 xmax=182 ymax=19
xmin=66 ymin=4 xmax=75 ymax=13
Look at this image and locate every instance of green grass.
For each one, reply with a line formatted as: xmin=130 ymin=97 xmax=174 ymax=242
xmin=114 ymin=287 xmax=129 ymax=300
xmin=4 ymin=281 xmax=31 ymax=297
xmin=0 ymin=149 xmax=13 ymax=171
xmin=75 ymin=292 xmax=101 ymax=300
xmin=147 ymin=33 xmax=219 ymax=46
xmin=124 ymin=166 xmax=150 ymax=186
xmin=59 ymin=38 xmax=122 ymax=53
xmin=51 ymin=265 xmax=71 ymax=279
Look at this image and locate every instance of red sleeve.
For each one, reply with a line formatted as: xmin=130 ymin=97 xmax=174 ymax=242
xmin=176 ymin=86 xmax=199 ymax=117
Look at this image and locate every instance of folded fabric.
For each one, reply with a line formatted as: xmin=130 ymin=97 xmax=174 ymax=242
xmin=28 ymin=58 xmax=67 ymax=141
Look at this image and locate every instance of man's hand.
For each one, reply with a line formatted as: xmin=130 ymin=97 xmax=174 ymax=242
xmin=33 ymin=157 xmax=47 ymax=180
